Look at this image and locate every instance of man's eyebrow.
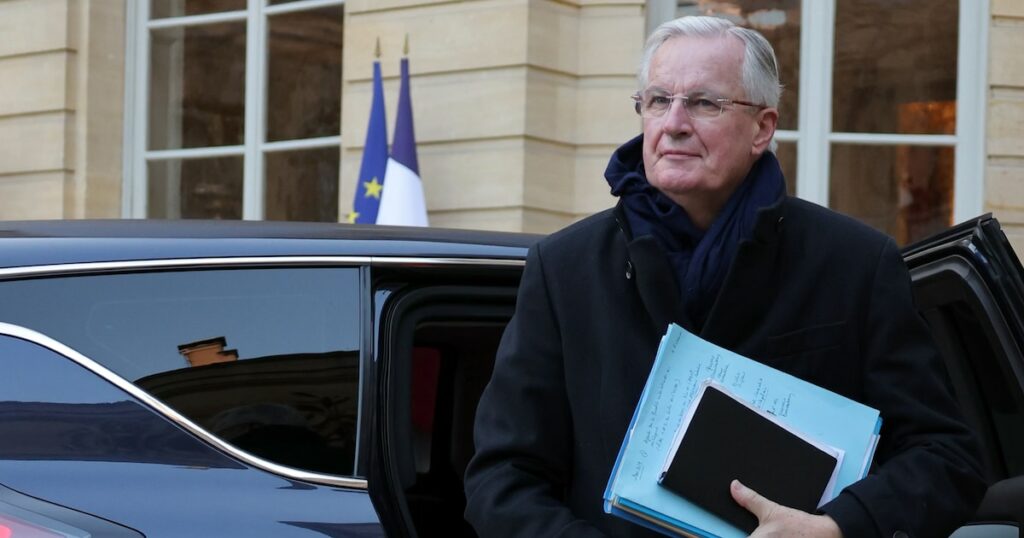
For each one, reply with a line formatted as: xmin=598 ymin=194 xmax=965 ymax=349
xmin=685 ymin=88 xmax=716 ymax=98
xmin=643 ymin=86 xmax=721 ymax=97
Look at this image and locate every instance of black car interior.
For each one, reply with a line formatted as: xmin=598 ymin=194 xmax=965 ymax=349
xmin=373 ymin=282 xmax=516 ymax=537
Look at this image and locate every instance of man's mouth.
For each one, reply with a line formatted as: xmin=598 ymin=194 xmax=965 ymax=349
xmin=661 ymin=149 xmax=699 ymax=158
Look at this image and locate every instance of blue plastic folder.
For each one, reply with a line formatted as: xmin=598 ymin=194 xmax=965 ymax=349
xmin=603 ymin=324 xmax=883 ymax=537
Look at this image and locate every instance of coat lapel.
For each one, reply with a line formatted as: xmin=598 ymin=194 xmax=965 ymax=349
xmin=626 ymin=234 xmax=690 ymax=332
xmin=700 ymin=201 xmax=786 ymax=349
xmin=614 ymin=201 xmax=690 ymax=333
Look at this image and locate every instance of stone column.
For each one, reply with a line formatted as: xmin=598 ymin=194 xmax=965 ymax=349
xmin=0 ymin=0 xmax=125 ymax=220
xmin=988 ymin=0 xmax=1024 ymax=253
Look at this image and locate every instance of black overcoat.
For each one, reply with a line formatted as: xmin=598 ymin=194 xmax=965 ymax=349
xmin=464 ymin=196 xmax=985 ymax=537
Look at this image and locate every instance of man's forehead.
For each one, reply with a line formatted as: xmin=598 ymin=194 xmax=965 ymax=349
xmin=644 ymin=86 xmax=721 ymax=97
xmin=647 ymin=36 xmax=744 ymax=90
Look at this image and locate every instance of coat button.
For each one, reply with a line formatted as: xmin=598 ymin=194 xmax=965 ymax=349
xmin=625 ymin=261 xmax=633 ymax=280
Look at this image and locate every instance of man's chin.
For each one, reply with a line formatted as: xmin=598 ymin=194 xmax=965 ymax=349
xmin=649 ymin=173 xmax=703 ymax=195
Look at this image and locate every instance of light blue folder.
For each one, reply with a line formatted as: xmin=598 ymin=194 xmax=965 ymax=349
xmin=603 ymin=323 xmax=883 ymax=537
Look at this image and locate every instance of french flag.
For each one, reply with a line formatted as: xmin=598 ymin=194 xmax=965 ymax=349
xmin=376 ymin=55 xmax=428 ymax=226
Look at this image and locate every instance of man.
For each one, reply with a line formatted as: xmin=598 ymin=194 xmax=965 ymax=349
xmin=464 ymin=16 xmax=985 ymax=538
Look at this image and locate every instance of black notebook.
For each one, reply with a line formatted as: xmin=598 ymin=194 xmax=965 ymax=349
xmin=658 ymin=382 xmax=840 ymax=533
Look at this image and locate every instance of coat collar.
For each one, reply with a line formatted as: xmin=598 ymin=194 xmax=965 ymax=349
xmin=615 ymin=202 xmax=688 ymax=334
xmin=701 ymin=199 xmax=785 ymax=348
xmin=616 ymin=198 xmax=787 ymax=349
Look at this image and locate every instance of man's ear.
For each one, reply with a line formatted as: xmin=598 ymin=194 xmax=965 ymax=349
xmin=751 ymin=107 xmax=779 ymax=155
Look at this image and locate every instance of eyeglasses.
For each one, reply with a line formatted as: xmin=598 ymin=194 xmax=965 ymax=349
xmin=631 ymin=89 xmax=765 ymax=119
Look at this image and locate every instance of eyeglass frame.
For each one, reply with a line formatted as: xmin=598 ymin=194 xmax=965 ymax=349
xmin=631 ymin=89 xmax=767 ymax=119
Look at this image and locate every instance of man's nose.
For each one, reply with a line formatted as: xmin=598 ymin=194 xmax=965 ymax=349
xmin=660 ymin=99 xmax=694 ymax=136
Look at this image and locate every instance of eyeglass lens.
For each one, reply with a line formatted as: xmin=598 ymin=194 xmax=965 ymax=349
xmin=638 ymin=92 xmax=724 ymax=119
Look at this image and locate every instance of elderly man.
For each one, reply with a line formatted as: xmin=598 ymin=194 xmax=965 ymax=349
xmin=464 ymin=15 xmax=985 ymax=538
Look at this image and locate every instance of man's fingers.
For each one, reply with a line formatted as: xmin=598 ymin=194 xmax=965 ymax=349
xmin=730 ymin=479 xmax=776 ymax=522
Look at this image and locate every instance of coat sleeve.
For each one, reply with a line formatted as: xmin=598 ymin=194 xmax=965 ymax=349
xmin=820 ymin=238 xmax=987 ymax=537
xmin=463 ymin=245 xmax=606 ymax=538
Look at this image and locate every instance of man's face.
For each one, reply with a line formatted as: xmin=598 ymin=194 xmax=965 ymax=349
xmin=641 ymin=36 xmax=775 ymax=208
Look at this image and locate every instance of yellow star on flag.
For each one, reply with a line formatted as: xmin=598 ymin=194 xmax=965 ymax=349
xmin=345 ymin=211 xmax=360 ymax=224
xmin=363 ymin=177 xmax=383 ymax=199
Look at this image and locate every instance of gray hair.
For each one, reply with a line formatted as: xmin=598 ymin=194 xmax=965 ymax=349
xmin=638 ymin=16 xmax=782 ymax=109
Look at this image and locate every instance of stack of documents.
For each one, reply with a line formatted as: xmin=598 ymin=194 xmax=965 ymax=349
xmin=603 ymin=324 xmax=882 ymax=537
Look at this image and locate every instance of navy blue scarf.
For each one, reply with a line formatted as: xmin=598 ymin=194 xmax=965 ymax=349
xmin=605 ymin=135 xmax=786 ymax=330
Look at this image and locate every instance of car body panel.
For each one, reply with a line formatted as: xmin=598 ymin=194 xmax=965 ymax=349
xmin=0 ymin=220 xmax=537 ymax=269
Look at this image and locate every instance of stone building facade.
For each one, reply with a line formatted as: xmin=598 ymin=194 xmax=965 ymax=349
xmin=0 ymin=0 xmax=1022 ymax=250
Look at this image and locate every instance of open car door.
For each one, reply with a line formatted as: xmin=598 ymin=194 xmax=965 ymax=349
xmin=903 ymin=214 xmax=1024 ymax=534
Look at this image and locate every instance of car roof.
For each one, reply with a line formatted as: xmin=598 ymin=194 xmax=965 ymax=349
xmin=0 ymin=220 xmax=542 ymax=269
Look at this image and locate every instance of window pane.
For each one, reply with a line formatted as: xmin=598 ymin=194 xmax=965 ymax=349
xmin=0 ymin=268 xmax=362 ymax=477
xmin=774 ymin=142 xmax=797 ymax=196
xmin=265 ymin=148 xmax=340 ymax=222
xmin=149 ymin=23 xmax=246 ymax=149
xmin=151 ymin=0 xmax=245 ymax=19
xmin=148 ymin=156 xmax=243 ymax=219
xmin=832 ymin=0 xmax=958 ymax=134
xmin=266 ymin=6 xmax=344 ymax=142
xmin=829 ymin=144 xmax=954 ymax=245
xmin=675 ymin=1 xmax=801 ymax=130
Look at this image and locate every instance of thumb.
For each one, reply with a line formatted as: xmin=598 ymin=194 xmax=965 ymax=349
xmin=730 ymin=479 xmax=777 ymax=522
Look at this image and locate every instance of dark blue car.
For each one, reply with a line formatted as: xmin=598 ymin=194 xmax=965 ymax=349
xmin=0 ymin=218 xmax=1019 ymax=536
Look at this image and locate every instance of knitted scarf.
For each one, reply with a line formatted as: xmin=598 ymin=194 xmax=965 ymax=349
xmin=605 ymin=134 xmax=786 ymax=329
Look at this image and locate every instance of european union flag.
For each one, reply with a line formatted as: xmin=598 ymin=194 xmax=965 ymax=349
xmin=348 ymin=59 xmax=388 ymax=224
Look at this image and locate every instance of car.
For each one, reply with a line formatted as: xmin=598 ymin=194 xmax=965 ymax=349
xmin=0 ymin=217 xmax=1019 ymax=537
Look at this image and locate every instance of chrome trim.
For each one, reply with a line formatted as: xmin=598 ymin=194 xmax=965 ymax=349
xmin=0 ymin=257 xmax=370 ymax=279
xmin=0 ymin=322 xmax=369 ymax=490
xmin=0 ymin=255 xmax=524 ymax=279
xmin=369 ymin=256 xmax=525 ymax=268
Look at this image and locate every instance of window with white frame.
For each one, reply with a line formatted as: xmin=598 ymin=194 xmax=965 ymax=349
xmin=125 ymin=0 xmax=345 ymax=221
xmin=646 ymin=0 xmax=987 ymax=245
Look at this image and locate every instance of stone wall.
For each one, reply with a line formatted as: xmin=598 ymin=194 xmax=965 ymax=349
xmin=2 ymin=0 xmax=1019 ymax=243
xmin=0 ymin=0 xmax=124 ymax=220
xmin=988 ymin=0 xmax=1024 ymax=253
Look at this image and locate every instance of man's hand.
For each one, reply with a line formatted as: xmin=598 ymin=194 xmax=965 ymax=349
xmin=730 ymin=480 xmax=843 ymax=538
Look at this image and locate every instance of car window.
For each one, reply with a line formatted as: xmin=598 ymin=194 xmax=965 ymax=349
xmin=0 ymin=267 xmax=362 ymax=477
